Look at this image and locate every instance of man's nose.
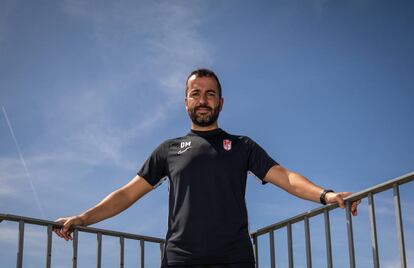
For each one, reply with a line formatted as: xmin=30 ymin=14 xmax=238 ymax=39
xmin=198 ymin=93 xmax=207 ymax=104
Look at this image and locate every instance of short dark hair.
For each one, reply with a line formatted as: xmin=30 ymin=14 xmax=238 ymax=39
xmin=185 ymin=68 xmax=222 ymax=98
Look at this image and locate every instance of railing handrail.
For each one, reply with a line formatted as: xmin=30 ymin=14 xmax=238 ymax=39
xmin=0 ymin=213 xmax=164 ymax=243
xmin=2 ymin=171 xmax=413 ymax=240
xmin=251 ymin=171 xmax=414 ymax=237
xmin=2 ymin=171 xmax=413 ymax=268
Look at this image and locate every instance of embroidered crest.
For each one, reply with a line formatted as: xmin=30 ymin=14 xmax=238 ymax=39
xmin=223 ymin=139 xmax=232 ymax=151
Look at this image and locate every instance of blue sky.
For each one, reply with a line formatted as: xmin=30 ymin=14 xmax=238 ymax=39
xmin=1 ymin=0 xmax=413 ymax=267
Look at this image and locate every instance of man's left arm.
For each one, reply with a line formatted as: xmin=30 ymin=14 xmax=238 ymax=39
xmin=264 ymin=165 xmax=360 ymax=216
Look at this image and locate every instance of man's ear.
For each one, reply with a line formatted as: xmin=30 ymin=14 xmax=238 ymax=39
xmin=219 ymin=98 xmax=224 ymax=111
xmin=185 ymin=97 xmax=189 ymax=112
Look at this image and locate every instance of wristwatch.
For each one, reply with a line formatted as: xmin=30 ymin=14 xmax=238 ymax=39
xmin=320 ymin=189 xmax=334 ymax=205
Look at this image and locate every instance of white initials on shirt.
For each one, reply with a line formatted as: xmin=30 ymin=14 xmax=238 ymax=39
xmin=181 ymin=141 xmax=191 ymax=148
xmin=178 ymin=141 xmax=192 ymax=154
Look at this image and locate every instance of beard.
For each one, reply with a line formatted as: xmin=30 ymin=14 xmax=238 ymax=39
xmin=188 ymin=104 xmax=221 ymax=127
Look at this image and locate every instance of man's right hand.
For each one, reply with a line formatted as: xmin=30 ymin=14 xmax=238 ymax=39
xmin=53 ymin=215 xmax=85 ymax=241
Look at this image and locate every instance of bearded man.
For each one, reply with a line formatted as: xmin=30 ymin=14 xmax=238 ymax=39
xmin=54 ymin=69 xmax=359 ymax=268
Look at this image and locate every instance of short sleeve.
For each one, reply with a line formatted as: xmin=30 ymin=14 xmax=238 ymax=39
xmin=138 ymin=141 xmax=169 ymax=186
xmin=246 ymin=137 xmax=279 ymax=184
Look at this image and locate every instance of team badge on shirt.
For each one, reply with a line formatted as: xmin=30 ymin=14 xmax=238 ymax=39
xmin=223 ymin=139 xmax=232 ymax=151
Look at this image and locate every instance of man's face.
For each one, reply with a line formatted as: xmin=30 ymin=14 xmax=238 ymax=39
xmin=185 ymin=75 xmax=223 ymax=127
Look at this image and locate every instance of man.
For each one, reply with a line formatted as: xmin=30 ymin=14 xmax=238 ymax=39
xmin=55 ymin=69 xmax=359 ymax=267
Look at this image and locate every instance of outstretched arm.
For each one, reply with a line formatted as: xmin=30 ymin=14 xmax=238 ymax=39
xmin=263 ymin=165 xmax=360 ymax=215
xmin=54 ymin=175 xmax=153 ymax=240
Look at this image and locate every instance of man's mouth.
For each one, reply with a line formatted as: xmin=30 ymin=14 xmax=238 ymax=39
xmin=196 ymin=107 xmax=211 ymax=113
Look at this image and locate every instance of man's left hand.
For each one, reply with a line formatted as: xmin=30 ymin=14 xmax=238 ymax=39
xmin=325 ymin=192 xmax=361 ymax=216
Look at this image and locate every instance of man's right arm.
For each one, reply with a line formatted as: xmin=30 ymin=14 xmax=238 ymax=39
xmin=54 ymin=175 xmax=153 ymax=240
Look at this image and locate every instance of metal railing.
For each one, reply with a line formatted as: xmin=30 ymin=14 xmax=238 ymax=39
xmin=0 ymin=214 xmax=165 ymax=268
xmin=1 ymin=171 xmax=413 ymax=267
xmin=250 ymin=171 xmax=414 ymax=268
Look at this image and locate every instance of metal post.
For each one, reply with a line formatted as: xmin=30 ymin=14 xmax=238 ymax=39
xmin=269 ymin=230 xmax=276 ymax=268
xmin=72 ymin=229 xmax=78 ymax=268
xmin=119 ymin=236 xmax=124 ymax=268
xmin=368 ymin=193 xmax=380 ymax=268
xmin=324 ymin=210 xmax=333 ymax=268
xmin=346 ymin=202 xmax=356 ymax=268
xmin=252 ymin=235 xmax=259 ymax=268
xmin=16 ymin=220 xmax=24 ymax=268
xmin=160 ymin=242 xmax=165 ymax=263
xmin=140 ymin=240 xmax=145 ymax=268
xmin=393 ymin=184 xmax=407 ymax=268
xmin=97 ymin=233 xmax=102 ymax=268
xmin=46 ymin=225 xmax=53 ymax=268
xmin=304 ymin=216 xmax=312 ymax=268
xmin=287 ymin=223 xmax=294 ymax=268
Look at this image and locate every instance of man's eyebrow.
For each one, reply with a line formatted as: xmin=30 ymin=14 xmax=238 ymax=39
xmin=188 ymin=88 xmax=217 ymax=94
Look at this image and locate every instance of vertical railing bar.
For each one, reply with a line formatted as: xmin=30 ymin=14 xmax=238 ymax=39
xmin=346 ymin=201 xmax=356 ymax=268
xmin=140 ymin=240 xmax=145 ymax=268
xmin=46 ymin=225 xmax=52 ymax=268
xmin=16 ymin=220 xmax=24 ymax=268
xmin=72 ymin=229 xmax=78 ymax=268
xmin=393 ymin=184 xmax=407 ymax=268
xmin=324 ymin=210 xmax=333 ymax=268
xmin=269 ymin=230 xmax=276 ymax=268
xmin=159 ymin=242 xmax=165 ymax=264
xmin=368 ymin=193 xmax=380 ymax=268
xmin=252 ymin=235 xmax=259 ymax=268
xmin=287 ymin=223 xmax=294 ymax=268
xmin=119 ymin=236 xmax=124 ymax=268
xmin=96 ymin=233 xmax=102 ymax=268
xmin=304 ymin=216 xmax=312 ymax=268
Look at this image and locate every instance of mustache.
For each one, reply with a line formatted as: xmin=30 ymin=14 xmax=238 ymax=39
xmin=195 ymin=105 xmax=212 ymax=111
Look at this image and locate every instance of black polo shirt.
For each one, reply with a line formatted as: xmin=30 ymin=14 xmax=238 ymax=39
xmin=138 ymin=128 xmax=278 ymax=265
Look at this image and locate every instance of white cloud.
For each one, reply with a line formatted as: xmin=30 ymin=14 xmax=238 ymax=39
xmin=60 ymin=0 xmax=211 ymax=95
xmin=46 ymin=0 xmax=213 ymax=170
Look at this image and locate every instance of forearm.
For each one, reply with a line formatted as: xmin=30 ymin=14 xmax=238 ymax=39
xmin=264 ymin=165 xmax=323 ymax=203
xmin=79 ymin=189 xmax=133 ymax=226
xmin=284 ymin=172 xmax=323 ymax=203
xmin=54 ymin=176 xmax=153 ymax=241
xmin=264 ymin=165 xmax=360 ymax=215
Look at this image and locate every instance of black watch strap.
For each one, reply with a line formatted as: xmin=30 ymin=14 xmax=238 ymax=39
xmin=320 ymin=189 xmax=334 ymax=205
